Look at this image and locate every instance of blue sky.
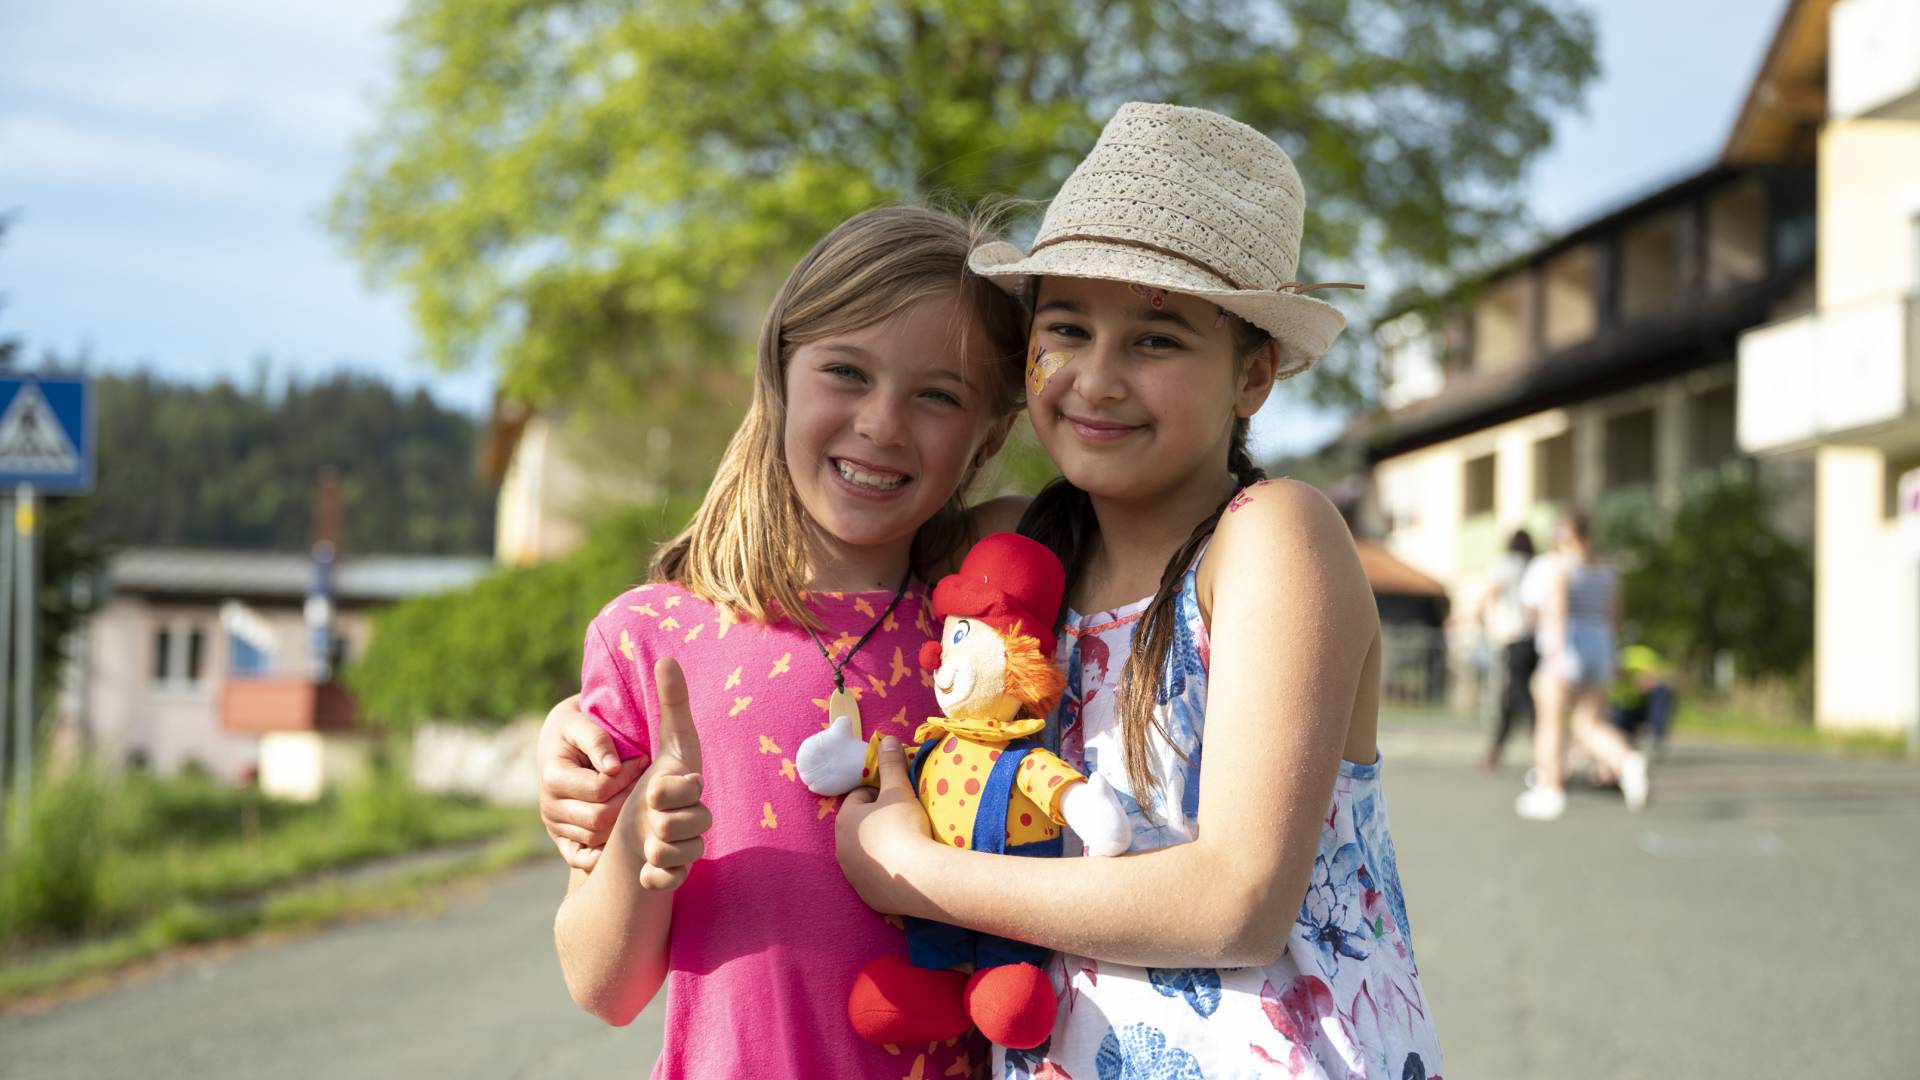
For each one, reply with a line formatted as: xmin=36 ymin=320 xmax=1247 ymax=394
xmin=0 ymin=0 xmax=1790 ymax=453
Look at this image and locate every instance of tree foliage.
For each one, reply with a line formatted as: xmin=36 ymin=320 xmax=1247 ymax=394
xmin=84 ymin=371 xmax=494 ymax=555
xmin=347 ymin=501 xmax=694 ymax=728
xmin=332 ymin=0 xmax=1597 ymax=415
xmin=1601 ymin=465 xmax=1814 ymax=683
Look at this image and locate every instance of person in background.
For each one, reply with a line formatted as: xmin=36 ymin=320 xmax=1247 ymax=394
xmin=1475 ymin=528 xmax=1539 ymax=770
xmin=1516 ymin=510 xmax=1650 ymax=820
xmin=1610 ymin=643 xmax=1675 ymax=758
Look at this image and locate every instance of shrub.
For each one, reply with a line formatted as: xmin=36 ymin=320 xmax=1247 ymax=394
xmin=346 ymin=499 xmax=697 ymax=729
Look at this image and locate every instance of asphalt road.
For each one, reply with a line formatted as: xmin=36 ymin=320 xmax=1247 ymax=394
xmin=3 ymin=726 xmax=1914 ymax=1079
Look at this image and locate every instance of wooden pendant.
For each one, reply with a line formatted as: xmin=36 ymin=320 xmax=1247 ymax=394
xmin=828 ymin=686 xmax=863 ymax=742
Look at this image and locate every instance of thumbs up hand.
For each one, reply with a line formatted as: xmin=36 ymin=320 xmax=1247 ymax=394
xmin=630 ymin=657 xmax=712 ymax=892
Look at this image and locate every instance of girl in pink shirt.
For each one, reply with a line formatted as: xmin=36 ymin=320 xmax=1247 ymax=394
xmin=551 ymin=206 xmax=1032 ymax=1080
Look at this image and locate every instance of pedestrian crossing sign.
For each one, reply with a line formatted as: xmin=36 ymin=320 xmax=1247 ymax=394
xmin=0 ymin=375 xmax=94 ymax=493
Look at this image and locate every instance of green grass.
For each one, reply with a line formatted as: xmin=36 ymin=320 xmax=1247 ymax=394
xmin=1 ymin=762 xmax=532 ymax=951
xmin=1381 ymin=697 xmax=1912 ymax=759
xmin=1672 ymin=701 xmax=1911 ymax=759
xmin=0 ymin=826 xmax=545 ymax=1002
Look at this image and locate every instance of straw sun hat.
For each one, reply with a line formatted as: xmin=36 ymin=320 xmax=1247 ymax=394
xmin=969 ymin=102 xmax=1358 ymax=377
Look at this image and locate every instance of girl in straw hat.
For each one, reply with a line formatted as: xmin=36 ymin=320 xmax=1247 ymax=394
xmin=832 ymin=103 xmax=1446 ymax=1078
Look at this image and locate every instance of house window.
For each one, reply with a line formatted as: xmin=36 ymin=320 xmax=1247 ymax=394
xmin=1619 ymin=211 xmax=1687 ymax=321
xmin=1471 ymin=276 xmax=1533 ymax=372
xmin=185 ymin=627 xmax=206 ymax=684
xmin=1542 ymin=247 xmax=1597 ymax=351
xmin=1463 ymin=453 xmax=1497 ymax=517
xmin=1706 ymin=179 xmax=1768 ymax=291
xmin=152 ymin=628 xmax=172 ymax=683
xmin=1534 ymin=432 xmax=1574 ymax=504
xmin=1604 ymin=408 xmax=1657 ymax=491
xmin=1690 ymin=385 xmax=1739 ymax=471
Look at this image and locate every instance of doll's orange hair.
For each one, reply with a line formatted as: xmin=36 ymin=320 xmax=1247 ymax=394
xmin=1002 ymin=630 xmax=1067 ymax=719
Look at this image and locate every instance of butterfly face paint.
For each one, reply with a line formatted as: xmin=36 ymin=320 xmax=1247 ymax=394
xmin=1025 ymin=331 xmax=1073 ymax=397
xmin=1128 ymin=283 xmax=1168 ymax=308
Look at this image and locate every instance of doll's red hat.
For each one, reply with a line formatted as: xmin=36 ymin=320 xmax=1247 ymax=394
xmin=929 ymin=533 xmax=1065 ymax=660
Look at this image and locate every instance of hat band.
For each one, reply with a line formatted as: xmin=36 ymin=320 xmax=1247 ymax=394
xmin=1024 ymin=232 xmax=1366 ymax=297
xmin=1028 ymin=232 xmax=1251 ymax=290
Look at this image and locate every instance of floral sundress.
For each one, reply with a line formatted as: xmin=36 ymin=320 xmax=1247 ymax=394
xmin=1003 ymin=547 xmax=1445 ymax=1079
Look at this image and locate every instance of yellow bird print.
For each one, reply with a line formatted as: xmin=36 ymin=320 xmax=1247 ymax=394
xmin=779 ymin=758 xmax=797 ymax=782
xmin=663 ymin=595 xmax=682 ymax=609
xmin=902 ymin=1054 xmax=927 ymax=1080
xmin=943 ymin=1052 xmax=971 ymax=1076
xmin=725 ymin=666 xmax=743 ymax=691
xmin=883 ymin=610 xmax=899 ymax=633
xmin=866 ymin=673 xmax=888 ymax=698
xmin=829 ymin=630 xmax=859 ymax=658
xmin=715 ymin=607 xmax=739 ymax=639
xmin=760 ymin=802 xmax=778 ymax=829
xmin=659 ymin=616 xmax=681 ymax=632
xmin=889 ymin=706 xmax=907 ymax=730
xmin=758 ymin=733 xmax=781 ymax=754
xmin=768 ymin=652 xmax=791 ymax=678
xmin=888 ymin=646 xmax=910 ymax=685
xmin=817 ymin=796 xmax=837 ymax=819
xmin=618 ymin=628 xmax=636 ymax=663
xmin=853 ymin=595 xmax=876 ymax=618
xmin=683 ymin=623 xmax=704 ymax=643
xmin=730 ymin=695 xmax=752 ymax=717
xmin=628 ymin=603 xmax=659 ymax=618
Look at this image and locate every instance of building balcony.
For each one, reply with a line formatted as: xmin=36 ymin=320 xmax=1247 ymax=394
xmin=1738 ymin=294 xmax=1920 ymax=454
xmin=1832 ymin=0 xmax=1920 ymax=120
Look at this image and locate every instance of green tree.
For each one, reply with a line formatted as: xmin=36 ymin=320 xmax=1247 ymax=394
xmin=84 ymin=371 xmax=495 ymax=555
xmin=1601 ymin=465 xmax=1814 ymax=683
xmin=332 ymin=0 xmax=1597 ymax=425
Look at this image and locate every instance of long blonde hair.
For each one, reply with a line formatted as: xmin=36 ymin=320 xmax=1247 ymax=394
xmin=651 ymin=206 xmax=1028 ymax=628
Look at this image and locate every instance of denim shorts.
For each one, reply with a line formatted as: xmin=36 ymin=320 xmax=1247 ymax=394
xmin=1553 ymin=624 xmax=1616 ymax=692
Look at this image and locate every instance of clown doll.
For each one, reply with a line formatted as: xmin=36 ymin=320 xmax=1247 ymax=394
xmin=797 ymin=532 xmax=1131 ymax=1050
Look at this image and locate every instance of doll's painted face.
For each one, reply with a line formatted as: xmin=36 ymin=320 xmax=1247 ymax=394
xmin=931 ymin=616 xmax=1016 ymax=717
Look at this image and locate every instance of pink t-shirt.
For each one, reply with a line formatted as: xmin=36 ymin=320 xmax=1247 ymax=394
xmin=581 ymin=581 xmax=975 ymax=1080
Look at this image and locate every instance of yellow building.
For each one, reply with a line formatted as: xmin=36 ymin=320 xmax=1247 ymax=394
xmin=1731 ymin=0 xmax=1920 ymax=735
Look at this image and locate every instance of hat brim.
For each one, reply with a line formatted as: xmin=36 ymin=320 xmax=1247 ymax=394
xmin=969 ymin=239 xmax=1348 ymax=377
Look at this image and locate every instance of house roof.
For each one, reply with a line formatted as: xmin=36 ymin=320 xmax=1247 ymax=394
xmin=1354 ymin=539 xmax=1448 ymax=599
xmin=1724 ymin=0 xmax=1833 ymax=165
xmin=108 ymin=547 xmax=493 ymax=604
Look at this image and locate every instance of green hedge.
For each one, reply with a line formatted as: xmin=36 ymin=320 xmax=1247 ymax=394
xmin=346 ymin=500 xmax=697 ymax=729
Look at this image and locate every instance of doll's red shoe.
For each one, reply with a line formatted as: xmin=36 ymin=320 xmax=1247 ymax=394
xmin=964 ymin=963 xmax=1056 ymax=1049
xmin=847 ymin=955 xmax=971 ymax=1043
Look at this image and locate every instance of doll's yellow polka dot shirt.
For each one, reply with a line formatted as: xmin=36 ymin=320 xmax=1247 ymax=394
xmin=862 ymin=726 xmax=1085 ymax=850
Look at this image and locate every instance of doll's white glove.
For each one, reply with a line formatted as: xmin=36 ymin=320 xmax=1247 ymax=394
xmin=1061 ymin=773 xmax=1132 ymax=857
xmin=795 ymin=714 xmax=869 ymax=796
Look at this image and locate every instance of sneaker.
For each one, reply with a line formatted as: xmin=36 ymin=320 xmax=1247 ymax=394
xmin=1514 ymin=785 xmax=1566 ymax=821
xmin=1620 ymin=752 xmax=1650 ymax=812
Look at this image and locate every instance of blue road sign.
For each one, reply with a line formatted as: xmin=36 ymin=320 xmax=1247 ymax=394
xmin=0 ymin=374 xmax=94 ymax=494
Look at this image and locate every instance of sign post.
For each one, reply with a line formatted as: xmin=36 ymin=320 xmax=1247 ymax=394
xmin=0 ymin=374 xmax=94 ymax=850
